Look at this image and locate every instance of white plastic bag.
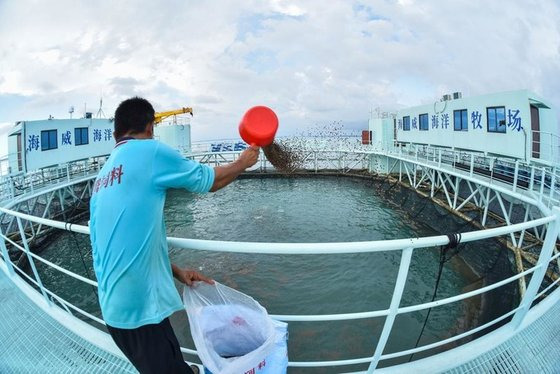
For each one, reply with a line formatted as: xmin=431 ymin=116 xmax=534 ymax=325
xmin=183 ymin=281 xmax=288 ymax=374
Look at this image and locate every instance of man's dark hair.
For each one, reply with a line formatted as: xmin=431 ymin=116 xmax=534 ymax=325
xmin=114 ymin=97 xmax=155 ymax=139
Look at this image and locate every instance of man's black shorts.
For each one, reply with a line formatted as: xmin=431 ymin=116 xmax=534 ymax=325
xmin=107 ymin=318 xmax=195 ymax=374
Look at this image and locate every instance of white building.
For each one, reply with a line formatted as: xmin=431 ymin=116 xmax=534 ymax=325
xmin=369 ymin=89 xmax=559 ymax=165
xmin=397 ymin=89 xmax=558 ymax=164
xmin=6 ymin=117 xmax=191 ymax=175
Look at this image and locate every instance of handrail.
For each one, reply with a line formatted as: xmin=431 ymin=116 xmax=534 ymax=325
xmin=0 ymin=232 xmax=98 ymax=287
xmin=397 ymin=265 xmax=537 ymax=314
xmin=380 ymin=307 xmax=521 ymax=360
xmin=0 ymin=206 xmax=554 ymax=253
xmin=0 ymin=216 xmax=546 ymax=324
xmin=0 ymin=157 xmax=104 ymax=203
xmin=11 ymin=262 xmax=105 ymax=325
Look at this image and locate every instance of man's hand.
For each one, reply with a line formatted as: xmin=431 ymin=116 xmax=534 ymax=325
xmin=210 ymin=145 xmax=260 ymax=192
xmin=172 ymin=264 xmax=215 ymax=287
xmin=237 ymin=146 xmax=260 ymax=169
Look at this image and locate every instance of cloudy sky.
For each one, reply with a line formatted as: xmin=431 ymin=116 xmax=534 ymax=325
xmin=1 ymin=0 xmax=559 ymax=152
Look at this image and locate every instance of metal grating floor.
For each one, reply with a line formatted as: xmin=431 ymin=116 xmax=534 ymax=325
xmin=0 ymin=271 xmax=137 ymax=374
xmin=444 ymin=299 xmax=560 ymax=374
xmin=2 ymin=265 xmax=560 ymax=373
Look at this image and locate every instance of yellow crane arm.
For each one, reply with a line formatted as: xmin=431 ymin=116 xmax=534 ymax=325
xmin=154 ymin=107 xmax=193 ymax=124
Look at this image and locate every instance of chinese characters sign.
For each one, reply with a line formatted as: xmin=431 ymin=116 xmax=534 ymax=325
xmin=398 ymin=108 xmax=523 ymax=133
xmin=471 ymin=111 xmax=482 ymax=129
xmin=441 ymin=113 xmax=449 ymax=129
xmin=507 ymin=109 xmax=523 ymax=132
xmin=62 ymin=131 xmax=72 ymax=145
xmin=93 ymin=129 xmax=102 ymax=142
xmin=431 ymin=114 xmax=439 ymax=129
xmin=27 ymin=135 xmax=39 ymax=151
xmin=27 ymin=128 xmax=114 ymax=152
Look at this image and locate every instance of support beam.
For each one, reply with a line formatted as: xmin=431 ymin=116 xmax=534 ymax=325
xmin=438 ymin=172 xmax=453 ymax=208
xmin=495 ymin=192 xmax=518 ymax=247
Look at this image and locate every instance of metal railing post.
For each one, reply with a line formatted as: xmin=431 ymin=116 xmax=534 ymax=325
xmin=367 ymin=247 xmax=413 ymax=372
xmin=548 ymin=172 xmax=556 ymax=202
xmin=0 ymin=226 xmax=15 ymax=276
xmin=10 ymin=178 xmax=15 ymax=199
xmin=512 ymin=160 xmax=519 ymax=192
xmin=539 ymin=167 xmax=546 ymax=201
xmin=16 ymin=216 xmax=52 ymax=306
xmin=511 ymin=208 xmax=560 ymax=330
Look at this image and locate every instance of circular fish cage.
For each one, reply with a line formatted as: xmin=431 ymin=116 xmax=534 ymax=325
xmin=31 ymin=174 xmax=516 ymax=372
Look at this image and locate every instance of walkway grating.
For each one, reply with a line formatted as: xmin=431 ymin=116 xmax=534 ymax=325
xmin=443 ymin=298 xmax=560 ymax=373
xmin=0 ymin=270 xmax=136 ymax=373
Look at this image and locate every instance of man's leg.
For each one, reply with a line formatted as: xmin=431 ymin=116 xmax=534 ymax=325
xmin=107 ymin=318 xmax=194 ymax=374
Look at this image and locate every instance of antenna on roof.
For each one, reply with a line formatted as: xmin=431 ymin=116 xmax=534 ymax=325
xmin=69 ymin=106 xmax=74 ymax=119
xmin=96 ymin=94 xmax=106 ymax=118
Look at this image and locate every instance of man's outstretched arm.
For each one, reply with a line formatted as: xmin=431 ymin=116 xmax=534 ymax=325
xmin=210 ymin=146 xmax=260 ymax=192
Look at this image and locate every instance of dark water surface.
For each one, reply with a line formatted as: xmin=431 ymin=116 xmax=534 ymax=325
xmin=35 ymin=176 xmax=516 ymax=372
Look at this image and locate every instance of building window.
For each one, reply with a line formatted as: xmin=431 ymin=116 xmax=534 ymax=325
xmin=454 ymin=109 xmax=468 ymax=131
xmin=403 ymin=116 xmax=410 ymax=131
xmin=75 ymin=127 xmax=89 ymax=145
xmin=487 ymin=106 xmax=506 ymax=133
xmin=41 ymin=130 xmax=58 ymax=151
xmin=419 ymin=113 xmax=429 ymax=131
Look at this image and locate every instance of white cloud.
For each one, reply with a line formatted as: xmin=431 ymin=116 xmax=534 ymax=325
xmin=0 ymin=0 xmax=558 ymax=146
xmin=270 ymin=0 xmax=306 ymax=17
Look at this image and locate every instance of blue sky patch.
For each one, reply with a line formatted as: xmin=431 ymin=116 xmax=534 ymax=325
xmin=244 ymin=48 xmax=278 ymax=73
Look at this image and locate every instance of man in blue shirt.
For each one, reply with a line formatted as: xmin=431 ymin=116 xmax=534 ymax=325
xmin=90 ymin=97 xmax=259 ymax=373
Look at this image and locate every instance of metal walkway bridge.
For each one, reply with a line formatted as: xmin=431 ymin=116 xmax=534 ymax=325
xmin=1 ymin=143 xmax=560 ymax=373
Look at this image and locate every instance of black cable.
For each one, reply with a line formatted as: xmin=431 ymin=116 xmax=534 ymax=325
xmin=68 ymin=223 xmax=98 ymax=299
xmin=408 ymin=233 xmax=462 ymax=362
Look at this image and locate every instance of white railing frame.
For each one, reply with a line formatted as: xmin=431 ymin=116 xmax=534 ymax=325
xmin=0 ymin=157 xmax=105 ymax=204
